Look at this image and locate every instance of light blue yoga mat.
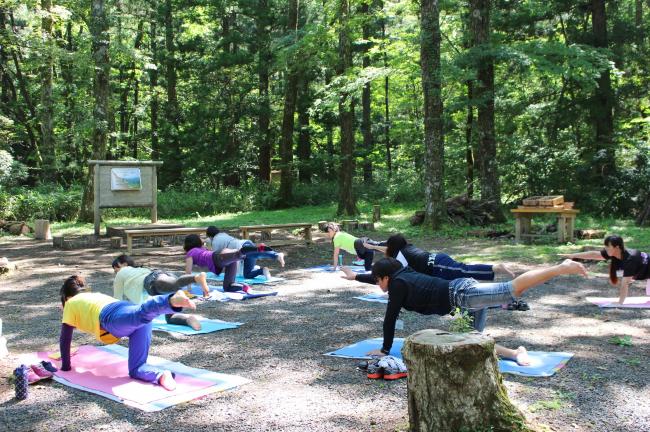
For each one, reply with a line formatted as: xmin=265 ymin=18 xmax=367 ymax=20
xmin=498 ymin=351 xmax=573 ymax=377
xmin=324 ymin=337 xmax=405 ymax=359
xmin=307 ymin=265 xmax=368 ymax=273
xmin=202 ymin=271 xmax=285 ymax=285
xmin=354 ymin=292 xmax=388 ymax=304
xmin=189 ymin=283 xmax=278 ymax=302
xmin=152 ymin=317 xmax=242 ymax=335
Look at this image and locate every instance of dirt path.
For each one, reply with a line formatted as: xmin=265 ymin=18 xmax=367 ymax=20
xmin=0 ymin=235 xmax=648 ymax=431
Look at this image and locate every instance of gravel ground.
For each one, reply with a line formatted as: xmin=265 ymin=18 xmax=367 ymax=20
xmin=0 ymin=234 xmax=648 ymax=432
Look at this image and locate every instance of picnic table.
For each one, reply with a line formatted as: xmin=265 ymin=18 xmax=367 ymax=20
xmin=510 ymin=207 xmax=579 ymax=243
xmin=124 ymin=227 xmax=207 ymax=254
xmin=239 ymin=223 xmax=313 ymax=245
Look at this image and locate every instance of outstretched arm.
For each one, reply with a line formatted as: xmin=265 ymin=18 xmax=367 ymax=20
xmin=559 ymin=251 xmax=605 ymax=260
xmin=618 ymin=277 xmax=633 ymax=304
xmin=59 ymin=323 xmax=74 ymax=371
xmin=332 ymin=246 xmax=341 ymax=268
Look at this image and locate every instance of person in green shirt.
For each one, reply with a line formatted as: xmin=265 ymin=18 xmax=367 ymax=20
xmin=325 ymin=222 xmax=384 ymax=271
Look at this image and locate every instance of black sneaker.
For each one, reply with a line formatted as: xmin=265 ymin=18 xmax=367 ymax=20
xmin=506 ymin=299 xmax=530 ymax=311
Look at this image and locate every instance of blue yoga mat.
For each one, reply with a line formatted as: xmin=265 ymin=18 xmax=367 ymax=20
xmin=307 ymin=265 xmax=369 ymax=273
xmin=189 ymin=283 xmax=278 ymax=301
xmin=324 ymin=337 xmax=405 ymax=359
xmin=152 ymin=317 xmax=243 ymax=335
xmin=497 ymin=351 xmax=574 ymax=377
xmin=201 ymin=271 xmax=284 ymax=285
xmin=354 ymin=292 xmax=388 ymax=304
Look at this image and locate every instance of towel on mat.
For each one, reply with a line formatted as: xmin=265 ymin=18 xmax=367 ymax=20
xmin=354 ymin=292 xmax=388 ymax=304
xmin=189 ymin=283 xmax=278 ymax=302
xmin=307 ymin=265 xmax=368 ymax=273
xmin=23 ymin=345 xmax=249 ymax=411
xmin=152 ymin=317 xmax=242 ymax=335
xmin=201 ymin=271 xmax=284 ymax=285
xmin=586 ymin=296 xmax=650 ymax=308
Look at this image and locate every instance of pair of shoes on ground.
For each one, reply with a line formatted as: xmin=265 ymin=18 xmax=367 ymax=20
xmin=19 ymin=361 xmax=57 ymax=384
xmin=506 ymin=299 xmax=530 ymax=311
xmin=361 ymin=356 xmax=408 ymax=380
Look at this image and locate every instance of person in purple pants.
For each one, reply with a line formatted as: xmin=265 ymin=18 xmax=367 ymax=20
xmin=59 ymin=275 xmax=196 ymax=390
xmin=184 ymin=234 xmax=248 ymax=292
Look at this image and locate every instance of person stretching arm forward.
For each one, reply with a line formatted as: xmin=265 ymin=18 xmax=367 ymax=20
xmin=349 ymin=258 xmax=587 ymax=363
xmin=560 ymin=234 xmax=650 ymax=304
xmin=59 ymin=275 xmax=195 ymax=390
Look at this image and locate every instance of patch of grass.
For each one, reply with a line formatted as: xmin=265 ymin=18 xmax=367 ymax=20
xmin=608 ymin=335 xmax=633 ymax=347
xmin=528 ymin=390 xmax=574 ymax=413
xmin=449 ymin=308 xmax=475 ymax=333
xmin=619 ymin=357 xmax=641 ymax=366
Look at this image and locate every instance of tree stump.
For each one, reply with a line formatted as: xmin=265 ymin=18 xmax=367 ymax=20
xmin=359 ymin=221 xmax=375 ymax=230
xmin=83 ymin=234 xmax=98 ymax=247
xmin=9 ymin=223 xmax=29 ymax=236
xmin=341 ymin=219 xmax=358 ymax=231
xmin=52 ymin=236 xmax=65 ymax=248
xmin=372 ymin=205 xmax=381 ymax=222
xmin=403 ymin=329 xmax=530 ymax=432
xmin=34 ymin=219 xmax=52 ymax=240
xmin=110 ymin=237 xmax=122 ymax=249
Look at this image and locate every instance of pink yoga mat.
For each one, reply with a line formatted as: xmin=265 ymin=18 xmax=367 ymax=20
xmin=586 ymin=296 xmax=650 ymax=308
xmin=23 ymin=345 xmax=249 ymax=411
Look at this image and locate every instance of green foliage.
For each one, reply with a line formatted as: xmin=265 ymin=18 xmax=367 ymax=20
xmin=608 ymin=335 xmax=633 ymax=347
xmin=449 ymin=307 xmax=474 ymax=333
xmin=0 ymin=185 xmax=81 ymax=221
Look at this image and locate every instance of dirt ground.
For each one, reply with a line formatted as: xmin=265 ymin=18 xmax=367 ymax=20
xmin=0 ymin=232 xmax=648 ymax=432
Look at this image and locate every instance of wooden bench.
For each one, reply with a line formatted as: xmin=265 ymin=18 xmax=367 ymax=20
xmin=239 ymin=223 xmax=313 ymax=245
xmin=124 ymin=227 xmax=207 ymax=254
xmin=511 ymin=208 xmax=579 ymax=243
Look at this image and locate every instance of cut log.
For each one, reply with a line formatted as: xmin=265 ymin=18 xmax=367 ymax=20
xmin=410 ymin=211 xmax=425 ymax=226
xmin=358 ymin=221 xmax=374 ymax=230
xmin=9 ymin=223 xmax=29 ymax=236
xmin=34 ymin=219 xmax=52 ymax=240
xmin=83 ymin=234 xmax=98 ymax=247
xmin=52 ymin=236 xmax=65 ymax=248
xmin=372 ymin=205 xmax=381 ymax=222
xmin=403 ymin=329 xmax=530 ymax=432
xmin=341 ymin=220 xmax=358 ymax=231
xmin=575 ymin=229 xmax=605 ymax=240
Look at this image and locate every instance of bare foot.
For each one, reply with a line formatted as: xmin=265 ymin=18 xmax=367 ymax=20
xmin=170 ymin=290 xmax=196 ymax=310
xmin=195 ymin=272 xmax=210 ymax=297
xmin=263 ymin=267 xmax=272 ymax=279
xmin=514 ymin=346 xmax=530 ymax=366
xmin=339 ymin=266 xmax=356 ymax=281
xmin=493 ymin=263 xmax=515 ymax=279
xmin=560 ymin=259 xmax=588 ymax=277
xmin=159 ymin=370 xmax=177 ymax=391
xmin=185 ymin=315 xmax=202 ymax=331
xmin=277 ymin=253 xmax=285 ymax=267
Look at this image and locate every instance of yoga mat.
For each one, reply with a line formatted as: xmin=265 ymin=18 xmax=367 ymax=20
xmin=307 ymin=265 xmax=368 ymax=273
xmin=152 ymin=317 xmax=242 ymax=335
xmin=324 ymin=337 xmax=405 ymax=359
xmin=25 ymin=345 xmax=249 ymax=411
xmin=354 ymin=292 xmax=388 ymax=304
xmin=202 ymin=271 xmax=285 ymax=285
xmin=586 ymin=296 xmax=650 ymax=308
xmin=498 ymin=351 xmax=573 ymax=377
xmin=189 ymin=283 xmax=278 ymax=302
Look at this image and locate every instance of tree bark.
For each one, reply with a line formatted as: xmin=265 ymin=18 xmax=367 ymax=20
xmin=256 ymin=0 xmax=272 ymax=183
xmin=79 ymin=0 xmax=111 ymax=222
xmin=403 ymin=329 xmax=531 ymax=432
xmin=149 ymin=15 xmax=160 ymax=161
xmin=466 ymin=80 xmax=475 ymax=198
xmin=361 ymin=1 xmax=374 ymax=184
xmin=470 ymin=0 xmax=505 ymax=222
xmin=337 ymin=0 xmax=359 ymax=216
xmin=381 ymin=7 xmax=391 ymax=177
xmin=297 ymin=77 xmax=312 ymax=183
xmin=278 ymin=0 xmax=299 ymax=206
xmin=419 ymin=0 xmax=445 ymax=228
xmin=40 ymin=0 xmax=55 ymax=181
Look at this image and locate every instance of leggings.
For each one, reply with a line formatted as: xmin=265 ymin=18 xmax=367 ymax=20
xmin=212 ymin=250 xmax=246 ymax=292
xmin=240 ymin=240 xmax=279 ymax=278
xmin=144 ymin=271 xmax=196 ymax=327
xmin=99 ymin=294 xmax=180 ymax=383
xmin=428 ymin=253 xmax=495 ymax=281
xmin=353 ymin=238 xmax=386 ymax=271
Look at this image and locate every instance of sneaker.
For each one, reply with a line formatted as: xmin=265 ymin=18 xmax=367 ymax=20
xmin=40 ymin=361 xmax=58 ymax=373
xmin=506 ymin=299 xmax=530 ymax=311
xmin=366 ymin=359 xmax=384 ymax=379
xmin=30 ymin=363 xmax=54 ymax=379
xmin=25 ymin=367 xmax=42 ymax=385
xmin=378 ymin=356 xmax=408 ymax=380
xmin=352 ymin=259 xmax=365 ymax=266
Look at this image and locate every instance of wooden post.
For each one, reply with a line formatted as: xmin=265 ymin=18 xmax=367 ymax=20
xmin=372 ymin=205 xmax=381 ymax=222
xmin=34 ymin=219 xmax=52 ymax=240
xmin=127 ymin=234 xmax=133 ymax=254
xmin=514 ymin=216 xmax=522 ymax=243
xmin=241 ymin=228 xmax=249 ymax=240
xmin=557 ymin=215 xmax=567 ymax=243
xmin=304 ymin=225 xmax=312 ymax=244
xmin=93 ymin=162 xmax=101 ymax=236
xmin=403 ymin=329 xmax=530 ymax=432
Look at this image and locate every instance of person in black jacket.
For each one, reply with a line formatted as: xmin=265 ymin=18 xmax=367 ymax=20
xmin=346 ymin=257 xmax=587 ymax=363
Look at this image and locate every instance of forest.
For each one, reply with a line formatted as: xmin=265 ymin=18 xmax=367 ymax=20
xmin=1 ymin=0 xmax=649 ymax=226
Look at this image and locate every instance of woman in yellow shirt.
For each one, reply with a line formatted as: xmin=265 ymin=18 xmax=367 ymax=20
xmin=59 ymin=275 xmax=195 ymax=390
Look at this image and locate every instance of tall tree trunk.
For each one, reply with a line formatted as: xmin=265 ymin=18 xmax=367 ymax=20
xmin=149 ymin=15 xmax=160 ymax=160
xmin=470 ymin=0 xmax=504 ymax=222
xmin=256 ymin=0 xmax=272 ymax=182
xmin=589 ymin=0 xmax=615 ymax=181
xmin=466 ymin=80 xmax=475 ymax=198
xmin=420 ymin=0 xmax=445 ymax=228
xmin=297 ymin=77 xmax=312 ymax=183
xmin=636 ymin=0 xmax=644 ymax=42
xmin=278 ymin=0 xmax=299 ymax=205
xmin=381 ymin=10 xmax=391 ymax=177
xmin=361 ymin=1 xmax=373 ymax=183
xmin=161 ymin=0 xmax=182 ymax=186
xmin=79 ymin=0 xmax=111 ymax=222
xmin=61 ymin=21 xmax=77 ymax=172
xmin=337 ymin=0 xmax=359 ymax=216
xmin=40 ymin=0 xmax=55 ymax=181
